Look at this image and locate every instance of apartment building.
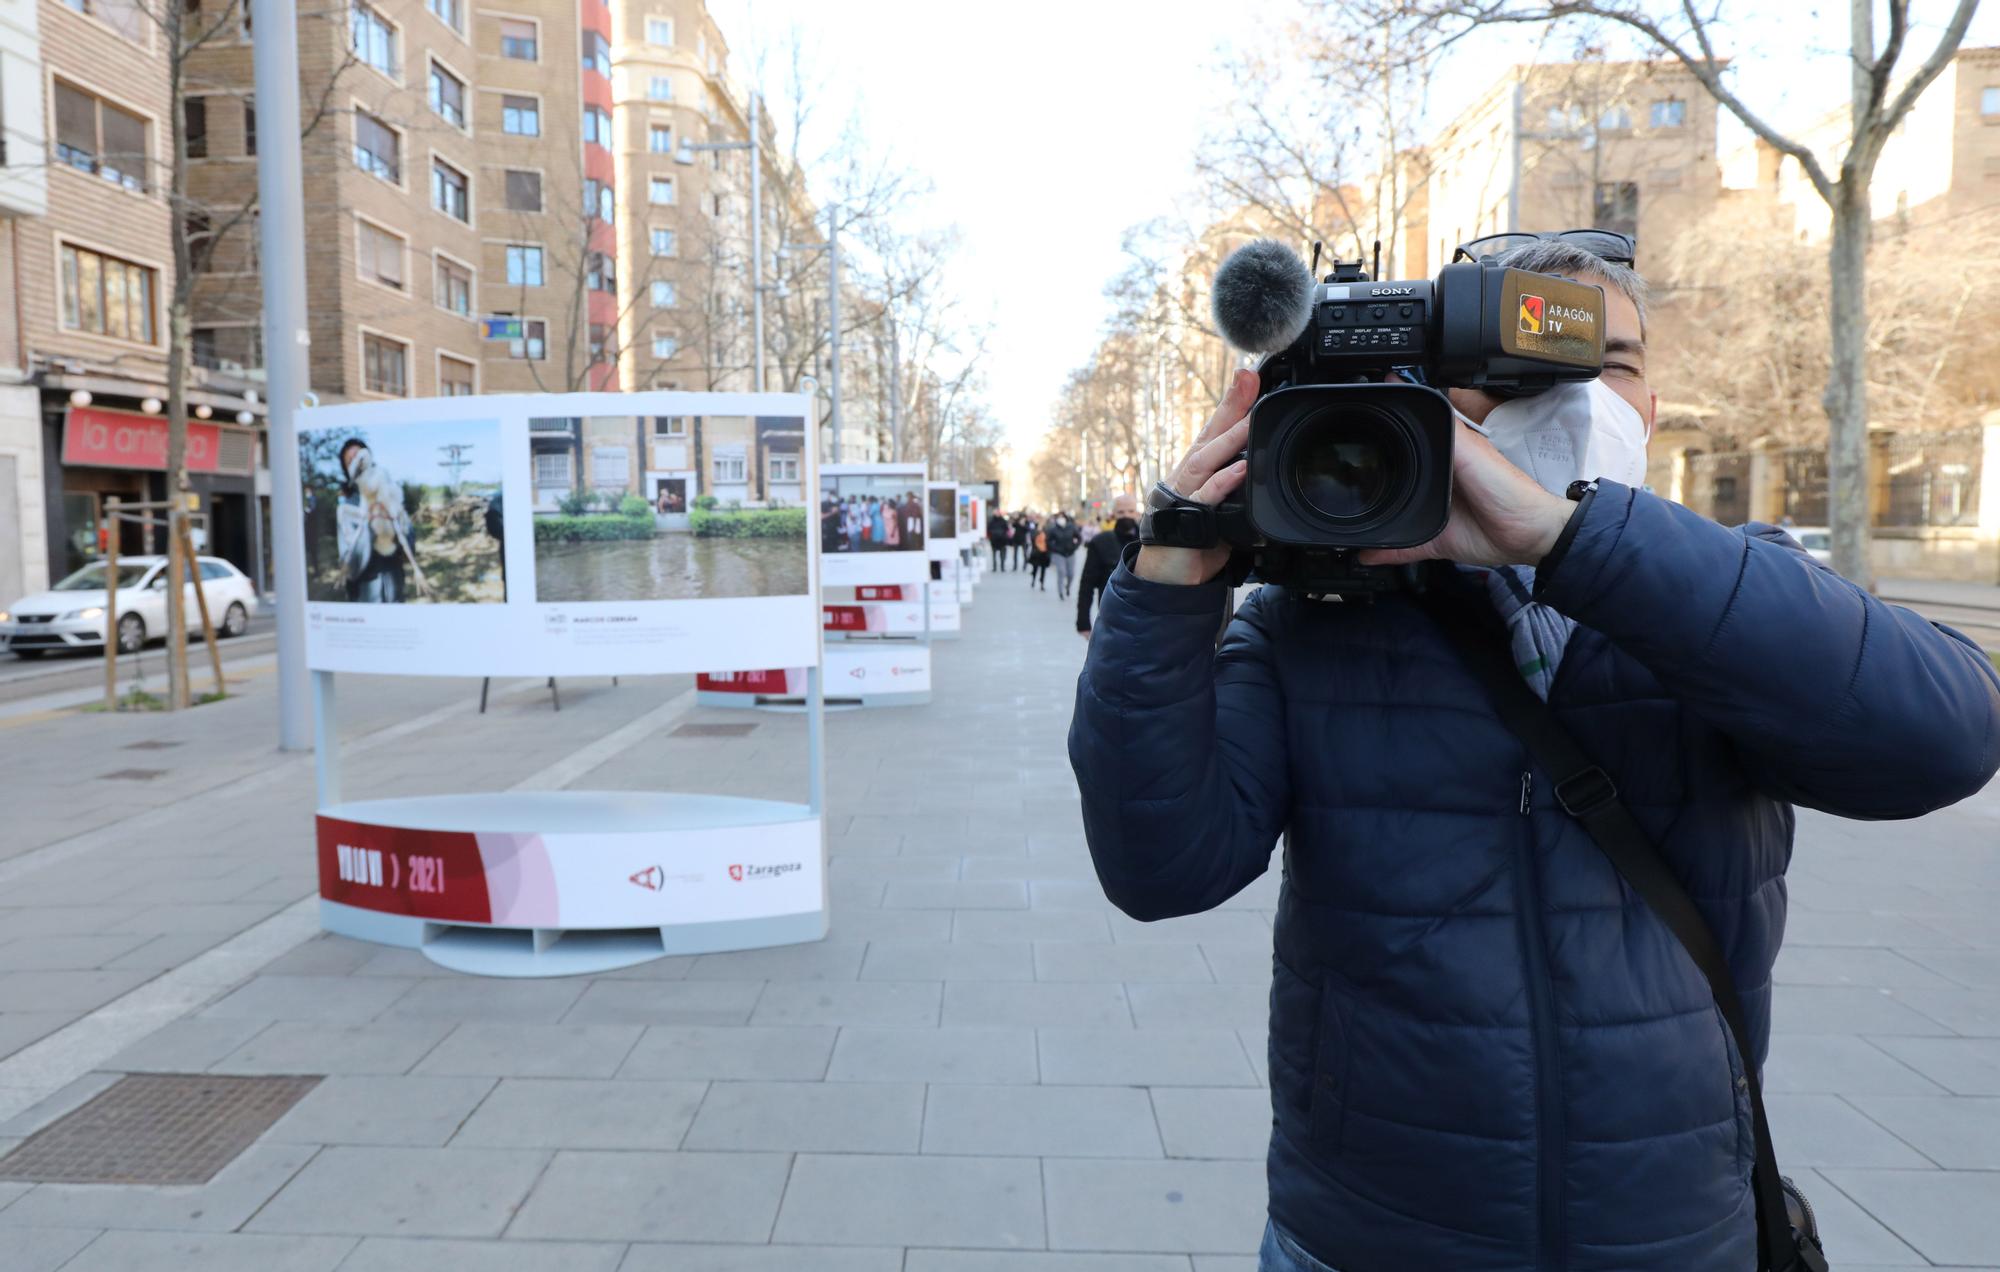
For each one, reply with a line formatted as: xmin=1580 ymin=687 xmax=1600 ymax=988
xmin=0 ymin=0 xmax=265 ymax=597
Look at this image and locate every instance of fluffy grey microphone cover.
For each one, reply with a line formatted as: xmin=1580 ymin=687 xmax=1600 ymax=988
xmin=1210 ymin=238 xmax=1316 ymax=354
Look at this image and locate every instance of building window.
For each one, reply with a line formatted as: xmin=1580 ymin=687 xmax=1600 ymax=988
xmin=426 ymin=0 xmax=460 ymax=31
xmin=192 ymin=324 xmax=260 ymax=371
xmin=1592 ymin=180 xmax=1639 ymax=239
xmin=1983 ymin=86 xmax=2000 ymax=117
xmin=244 ymin=98 xmax=257 ymax=155
xmin=580 ymin=29 xmax=610 ymax=75
xmin=650 ymin=279 xmax=675 ymax=307
xmin=350 ymin=0 xmax=398 ymax=77
xmin=429 ymin=61 xmax=465 ymax=126
xmin=654 ymin=416 xmax=687 ymax=437
xmin=439 ymin=354 xmax=476 ymax=395
xmin=509 ymin=318 xmax=547 ymax=359
xmin=1649 ymin=98 xmax=1685 ymax=128
xmin=59 ymin=243 xmax=156 ymax=342
xmin=650 ymin=227 xmax=675 ymax=256
xmin=61 ymin=0 xmax=147 ymax=43
xmin=502 ymin=94 xmax=540 ymax=136
xmin=768 ymin=453 xmax=799 ymax=483
xmin=647 ymin=76 xmax=672 ymax=101
xmin=584 ymin=178 xmax=615 ymax=224
xmin=362 ymin=333 xmax=409 ymax=395
xmin=503 ymin=168 xmax=542 ymax=212
xmin=352 ymin=110 xmax=399 ymax=182
xmin=434 ymin=255 xmax=472 ymax=314
xmin=586 ymin=251 xmax=615 ymax=293
xmin=1598 ymin=104 xmax=1632 ymax=131
xmin=652 ymin=331 xmax=678 ymax=358
xmin=583 ymin=107 xmax=612 ymax=146
xmin=499 ymin=17 xmax=536 ymax=59
xmin=712 ymin=452 xmax=745 ymax=483
xmin=648 ymin=123 xmax=672 ymax=154
xmin=184 ymin=97 xmax=208 ymax=158
xmin=534 ymin=451 xmax=570 ymax=485
xmin=355 ymin=219 xmax=406 ymax=290
xmin=432 ymin=158 xmax=469 ymax=221
xmin=505 ymin=244 xmax=544 ymax=286
xmin=646 ymin=16 xmax=672 ymax=44
xmin=54 ymin=82 xmax=149 ymax=192
xmin=648 ymin=176 xmax=674 ymax=205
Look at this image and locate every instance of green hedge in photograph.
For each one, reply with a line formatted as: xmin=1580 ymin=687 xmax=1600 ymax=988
xmin=533 ymin=511 xmax=655 ymax=542
xmin=689 ymin=507 xmax=809 ymax=539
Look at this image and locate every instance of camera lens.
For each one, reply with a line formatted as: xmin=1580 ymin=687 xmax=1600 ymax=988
xmin=1290 ymin=413 xmax=1400 ymax=522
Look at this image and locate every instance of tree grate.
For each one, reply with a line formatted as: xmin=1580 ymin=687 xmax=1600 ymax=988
xmin=97 ymin=769 xmax=168 ymax=781
xmin=0 ymin=1073 xmax=321 ymax=1185
xmin=671 ymin=722 xmax=758 ymax=737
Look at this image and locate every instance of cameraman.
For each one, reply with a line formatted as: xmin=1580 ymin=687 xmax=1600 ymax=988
xmin=1069 ymin=240 xmax=2000 ymax=1271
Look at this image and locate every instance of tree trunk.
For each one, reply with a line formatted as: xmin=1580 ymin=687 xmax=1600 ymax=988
xmin=165 ymin=299 xmax=192 ymax=709
xmin=1823 ymin=187 xmax=1873 ymax=590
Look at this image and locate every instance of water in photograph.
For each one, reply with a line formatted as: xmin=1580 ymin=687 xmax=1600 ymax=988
xmin=535 ymin=534 xmax=807 ymax=602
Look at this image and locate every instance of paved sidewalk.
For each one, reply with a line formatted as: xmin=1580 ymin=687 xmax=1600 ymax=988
xmin=0 ymin=568 xmax=1996 ymax=1269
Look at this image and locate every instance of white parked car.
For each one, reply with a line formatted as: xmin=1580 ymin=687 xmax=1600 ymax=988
xmin=0 ymin=556 xmax=258 ymax=659
xmin=1787 ymin=526 xmax=1833 ymax=565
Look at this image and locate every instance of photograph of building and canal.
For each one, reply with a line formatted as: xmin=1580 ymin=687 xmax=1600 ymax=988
xmin=527 ymin=415 xmax=810 ymax=603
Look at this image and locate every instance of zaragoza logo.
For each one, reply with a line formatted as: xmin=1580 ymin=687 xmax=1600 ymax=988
xmin=1518 ymin=293 xmax=1545 ymax=335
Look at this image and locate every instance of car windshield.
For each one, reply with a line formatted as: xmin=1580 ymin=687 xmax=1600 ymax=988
xmin=52 ymin=562 xmax=153 ymax=591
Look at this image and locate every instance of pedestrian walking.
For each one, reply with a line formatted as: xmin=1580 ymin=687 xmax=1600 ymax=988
xmin=1044 ymin=509 xmax=1082 ymax=600
xmin=1028 ymin=519 xmax=1052 ymax=589
xmin=1010 ymin=512 xmax=1032 ymax=570
xmin=987 ymin=507 xmax=1011 ymax=570
xmin=1075 ymin=493 xmax=1138 ymax=634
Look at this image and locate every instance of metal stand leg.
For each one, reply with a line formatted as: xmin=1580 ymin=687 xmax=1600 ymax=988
xmin=479 ymin=678 xmax=490 ymax=714
xmin=806 ymin=663 xmax=824 ymax=815
xmin=548 ymin=677 xmax=560 ymax=712
xmin=312 ymin=669 xmax=341 ymax=810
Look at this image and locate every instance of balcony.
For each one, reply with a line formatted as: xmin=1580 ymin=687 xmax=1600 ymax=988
xmin=529 ymin=417 xmax=581 ymax=439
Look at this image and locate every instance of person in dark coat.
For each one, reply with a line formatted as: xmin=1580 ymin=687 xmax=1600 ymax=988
xmin=1074 ymin=494 xmax=1138 ymax=634
xmin=1069 ymin=242 xmax=2000 ymax=1272
xmin=1043 ymin=510 xmax=1083 ymax=599
xmin=1009 ymin=512 xmax=1031 ymax=569
xmin=1026 ymin=515 xmax=1051 ymax=589
xmin=986 ymin=505 xmax=1011 ymax=570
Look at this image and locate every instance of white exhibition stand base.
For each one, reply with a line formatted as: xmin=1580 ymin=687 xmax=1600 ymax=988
xmin=316 ymin=790 xmax=826 ymax=978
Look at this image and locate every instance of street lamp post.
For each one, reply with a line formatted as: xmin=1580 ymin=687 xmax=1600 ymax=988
xmin=678 ymin=92 xmax=767 ymax=391
xmin=780 ymin=207 xmax=842 ymax=459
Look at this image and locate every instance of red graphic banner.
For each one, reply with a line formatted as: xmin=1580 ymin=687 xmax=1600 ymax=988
xmin=855 ymin=585 xmax=907 ymax=601
xmin=822 ymin=605 xmax=869 ymax=632
xmin=316 ymin=816 xmax=493 ymax=923
xmin=696 ymin=669 xmax=798 ymax=695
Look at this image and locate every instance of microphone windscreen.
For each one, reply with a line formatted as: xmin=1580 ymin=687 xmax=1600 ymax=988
xmin=1211 ymin=239 xmax=1316 ymax=354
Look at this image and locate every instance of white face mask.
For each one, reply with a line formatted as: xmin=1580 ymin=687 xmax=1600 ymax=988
xmin=1470 ymin=378 xmax=1650 ymax=494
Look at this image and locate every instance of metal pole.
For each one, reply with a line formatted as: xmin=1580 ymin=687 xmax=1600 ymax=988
xmin=103 ymin=497 xmax=120 ymax=710
xmin=312 ymin=669 xmax=341 ymax=808
xmin=254 ymin=0 xmax=313 ymax=751
xmin=828 ymin=211 xmax=841 ymax=461
xmin=888 ymin=322 xmax=901 ymax=461
xmin=749 ymin=92 xmax=765 ymax=393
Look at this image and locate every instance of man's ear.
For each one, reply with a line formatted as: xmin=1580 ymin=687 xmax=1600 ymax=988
xmin=1645 ymin=391 xmax=1658 ymax=441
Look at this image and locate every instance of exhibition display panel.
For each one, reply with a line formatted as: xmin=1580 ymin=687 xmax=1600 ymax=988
xmin=292 ymin=391 xmax=827 ymax=976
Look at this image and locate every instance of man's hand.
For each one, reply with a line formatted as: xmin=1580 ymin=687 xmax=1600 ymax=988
xmin=1134 ymin=368 xmax=1258 ymax=586
xmin=1356 ymin=403 xmax=1576 ymax=570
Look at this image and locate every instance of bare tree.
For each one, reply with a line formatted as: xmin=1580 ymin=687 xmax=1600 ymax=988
xmin=1419 ymin=0 xmax=1982 ymax=587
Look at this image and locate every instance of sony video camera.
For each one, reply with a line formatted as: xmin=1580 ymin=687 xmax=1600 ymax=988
xmin=1156 ymin=239 xmax=1607 ymax=593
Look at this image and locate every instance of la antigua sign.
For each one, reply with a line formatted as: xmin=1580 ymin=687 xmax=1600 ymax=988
xmin=61 ymin=404 xmax=253 ymax=474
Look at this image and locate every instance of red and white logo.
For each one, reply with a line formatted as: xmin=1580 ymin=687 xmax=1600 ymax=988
xmin=629 ymin=865 xmax=663 ymax=892
xmin=1518 ymin=293 xmax=1545 ymax=335
xmin=728 ymin=863 xmax=744 ymax=881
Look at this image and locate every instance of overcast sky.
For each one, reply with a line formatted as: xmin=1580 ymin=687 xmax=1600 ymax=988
xmin=709 ymin=1 xmax=1999 ymax=456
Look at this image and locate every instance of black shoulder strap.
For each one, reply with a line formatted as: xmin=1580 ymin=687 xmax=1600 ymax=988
xmin=1416 ymin=579 xmax=1814 ymax=1272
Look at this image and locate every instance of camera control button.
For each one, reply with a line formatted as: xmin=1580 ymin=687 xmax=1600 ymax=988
xmin=1399 ymin=304 xmax=1413 ymax=319
xmin=1330 ymin=307 xmax=1346 ymax=322
xmin=1370 ymin=305 xmax=1386 ymax=319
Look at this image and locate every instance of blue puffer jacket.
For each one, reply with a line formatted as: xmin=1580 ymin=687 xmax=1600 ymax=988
xmin=1069 ymin=484 xmax=2000 ymax=1272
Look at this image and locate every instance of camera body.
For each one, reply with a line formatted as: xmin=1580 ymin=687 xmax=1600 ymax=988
xmin=1211 ymin=255 xmax=1607 ymax=593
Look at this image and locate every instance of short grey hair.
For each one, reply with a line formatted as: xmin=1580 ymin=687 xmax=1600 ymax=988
xmin=1493 ymin=240 xmax=1649 ymax=332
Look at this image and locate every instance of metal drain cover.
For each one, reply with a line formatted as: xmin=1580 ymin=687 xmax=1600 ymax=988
xmin=0 ymin=1074 xmax=320 ymax=1185
xmin=98 ymin=768 xmax=168 ymax=781
xmin=672 ymin=722 xmax=758 ymax=737
xmin=122 ymin=740 xmax=183 ymax=751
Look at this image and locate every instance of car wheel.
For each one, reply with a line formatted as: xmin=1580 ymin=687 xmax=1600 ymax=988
xmin=12 ymin=648 xmax=44 ymax=660
xmin=222 ymin=601 xmax=248 ymax=637
xmin=117 ymin=612 xmax=146 ymax=654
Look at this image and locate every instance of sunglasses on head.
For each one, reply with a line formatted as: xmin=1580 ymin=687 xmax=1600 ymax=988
xmin=1451 ymin=228 xmax=1637 ymax=267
